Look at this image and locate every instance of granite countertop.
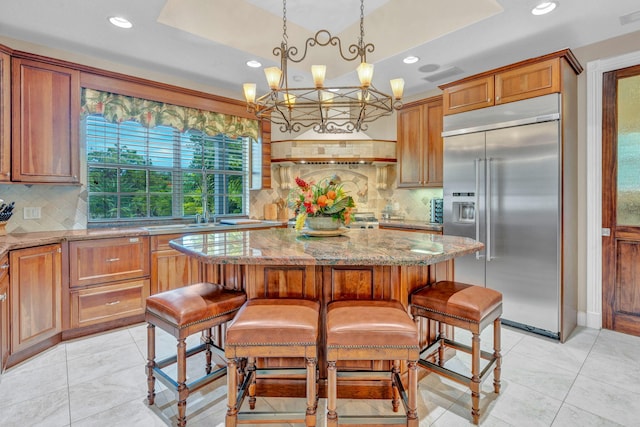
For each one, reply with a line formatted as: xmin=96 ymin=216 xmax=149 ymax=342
xmin=379 ymin=220 xmax=444 ymax=232
xmin=0 ymin=220 xmax=287 ymax=258
xmin=169 ymin=227 xmax=482 ymax=266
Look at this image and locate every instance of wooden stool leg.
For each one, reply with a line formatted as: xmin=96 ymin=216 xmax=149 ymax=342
xmin=407 ymin=360 xmax=418 ymax=427
xmin=493 ymin=318 xmax=502 ymax=394
xmin=226 ymin=358 xmax=238 ymax=427
xmin=146 ymin=323 xmax=156 ymax=405
xmin=176 ymin=337 xmax=188 ymax=427
xmin=204 ymin=328 xmax=213 ymax=374
xmin=471 ymin=332 xmax=481 ymax=425
xmin=391 ymin=360 xmax=400 ymax=412
xmin=247 ymin=357 xmax=257 ymax=410
xmin=327 ymin=361 xmax=338 ymax=427
xmin=306 ymin=357 xmax=317 ymax=427
xmin=438 ymin=321 xmax=446 ymax=367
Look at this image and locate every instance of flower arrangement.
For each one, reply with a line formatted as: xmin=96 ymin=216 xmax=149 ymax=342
xmin=289 ymin=176 xmax=356 ymax=230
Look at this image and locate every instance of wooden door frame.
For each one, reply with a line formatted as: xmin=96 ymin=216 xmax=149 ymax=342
xmin=586 ymin=50 xmax=640 ymax=330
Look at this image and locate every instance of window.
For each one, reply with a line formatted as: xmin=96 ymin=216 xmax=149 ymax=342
xmin=82 ymin=88 xmax=259 ymax=223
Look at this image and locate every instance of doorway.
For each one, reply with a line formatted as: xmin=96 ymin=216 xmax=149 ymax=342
xmin=602 ymin=64 xmax=640 ymax=336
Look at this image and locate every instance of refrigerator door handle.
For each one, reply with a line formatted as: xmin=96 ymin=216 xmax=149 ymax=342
xmin=486 ymin=157 xmax=492 ymax=261
xmin=475 ymin=158 xmax=482 ymax=260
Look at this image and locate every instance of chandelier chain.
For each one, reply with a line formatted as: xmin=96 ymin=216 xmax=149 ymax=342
xmin=359 ymin=0 xmax=365 ymax=48
xmin=282 ymin=0 xmax=288 ymax=42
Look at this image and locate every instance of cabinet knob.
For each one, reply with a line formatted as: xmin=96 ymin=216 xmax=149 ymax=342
xmin=0 ymin=292 xmax=6 ymax=302
xmin=496 ymin=96 xmax=500 ymax=101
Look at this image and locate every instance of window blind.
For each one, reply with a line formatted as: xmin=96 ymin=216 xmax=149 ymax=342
xmin=86 ymin=115 xmax=249 ymax=222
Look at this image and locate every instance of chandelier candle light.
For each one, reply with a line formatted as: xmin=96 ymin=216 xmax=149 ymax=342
xmin=243 ymin=0 xmax=405 ymax=133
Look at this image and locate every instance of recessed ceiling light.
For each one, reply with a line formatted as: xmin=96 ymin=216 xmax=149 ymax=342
xmin=109 ymin=16 xmax=133 ymax=29
xmin=246 ymin=60 xmax=262 ymax=68
xmin=531 ymin=1 xmax=558 ymax=16
xmin=403 ymin=56 xmax=420 ymax=64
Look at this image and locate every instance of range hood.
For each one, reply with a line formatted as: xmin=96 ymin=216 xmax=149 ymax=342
xmin=271 ymin=129 xmax=396 ymax=165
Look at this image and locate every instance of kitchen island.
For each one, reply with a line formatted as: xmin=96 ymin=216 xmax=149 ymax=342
xmin=170 ymin=227 xmax=483 ymax=398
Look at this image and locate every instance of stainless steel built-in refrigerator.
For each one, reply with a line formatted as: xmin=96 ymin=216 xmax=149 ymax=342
xmin=443 ymin=93 xmax=577 ymax=340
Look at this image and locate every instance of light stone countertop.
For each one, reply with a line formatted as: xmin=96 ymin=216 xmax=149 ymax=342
xmin=379 ymin=220 xmax=444 ymax=232
xmin=0 ymin=221 xmax=287 ymax=258
xmin=169 ymin=227 xmax=482 ymax=266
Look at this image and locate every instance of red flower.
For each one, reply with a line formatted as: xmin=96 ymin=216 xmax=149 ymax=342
xmin=295 ymin=177 xmax=309 ymax=190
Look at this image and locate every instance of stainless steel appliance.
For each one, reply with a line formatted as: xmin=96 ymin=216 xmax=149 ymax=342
xmin=348 ymin=212 xmax=379 ymax=229
xmin=443 ymin=93 xmax=574 ymax=339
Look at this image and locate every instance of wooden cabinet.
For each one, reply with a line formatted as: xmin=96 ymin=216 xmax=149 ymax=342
xmin=441 ymin=50 xmax=582 ymax=115
xmin=397 ymin=95 xmax=443 ymax=188
xmin=68 ymin=237 xmax=150 ymax=329
xmin=69 ymin=236 xmax=149 ymax=288
xmin=10 ymin=244 xmax=62 ymax=354
xmin=11 ymin=58 xmax=80 ymax=183
xmin=0 ymin=255 xmax=9 ymax=372
xmin=0 ymin=50 xmax=10 ymax=182
xmin=150 ymin=233 xmax=201 ymax=294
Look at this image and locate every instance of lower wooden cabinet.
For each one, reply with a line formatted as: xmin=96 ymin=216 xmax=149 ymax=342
xmin=10 ymin=244 xmax=62 ymax=354
xmin=70 ymin=279 xmax=150 ymax=329
xmin=150 ymin=233 xmax=202 ymax=294
xmin=0 ymin=254 xmax=9 ymax=372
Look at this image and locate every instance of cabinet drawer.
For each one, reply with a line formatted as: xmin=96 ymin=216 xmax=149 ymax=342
xmin=69 ymin=237 xmax=149 ymax=287
xmin=151 ymin=233 xmax=188 ymax=251
xmin=70 ymin=279 xmax=150 ymax=328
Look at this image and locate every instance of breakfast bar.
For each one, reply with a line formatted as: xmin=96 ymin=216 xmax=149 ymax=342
xmin=169 ymin=227 xmax=483 ymax=398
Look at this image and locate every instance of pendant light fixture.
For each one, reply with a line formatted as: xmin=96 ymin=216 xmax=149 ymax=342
xmin=243 ymin=0 xmax=404 ymax=133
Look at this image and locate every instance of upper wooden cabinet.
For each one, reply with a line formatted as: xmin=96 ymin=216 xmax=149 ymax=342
xmin=11 ymin=58 xmax=80 ymax=183
xmin=0 ymin=50 xmax=10 ymax=182
xmin=441 ymin=50 xmax=582 ymax=115
xmin=397 ymin=95 xmax=443 ymax=188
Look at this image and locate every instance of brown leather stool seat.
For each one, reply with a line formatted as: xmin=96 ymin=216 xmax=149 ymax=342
xmin=145 ymin=282 xmax=246 ymax=427
xmin=225 ymin=298 xmax=320 ymax=427
xmin=410 ymin=281 xmax=503 ymax=424
xmin=326 ymin=300 xmax=420 ymax=427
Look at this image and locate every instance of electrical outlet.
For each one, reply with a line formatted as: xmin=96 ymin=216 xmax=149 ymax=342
xmin=23 ymin=207 xmax=41 ymax=220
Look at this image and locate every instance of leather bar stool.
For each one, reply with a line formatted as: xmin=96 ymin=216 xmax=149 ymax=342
xmin=410 ymin=280 xmax=502 ymax=424
xmin=326 ymin=300 xmax=420 ymax=427
xmin=225 ymin=298 xmax=320 ymax=427
xmin=145 ymin=282 xmax=246 ymax=427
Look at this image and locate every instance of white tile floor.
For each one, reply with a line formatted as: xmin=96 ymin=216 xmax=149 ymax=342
xmin=1 ymin=323 xmax=639 ymax=426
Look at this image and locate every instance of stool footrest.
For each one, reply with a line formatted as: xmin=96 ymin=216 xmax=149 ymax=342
xmin=256 ymin=368 xmax=307 ymax=379
xmin=155 ymin=342 xmax=224 ymax=369
xmin=418 ymin=338 xmax=499 ymax=385
xmin=337 ymin=415 xmax=408 ymax=426
xmin=238 ymin=412 xmax=306 ymax=423
xmin=153 ymin=365 xmax=226 ymax=391
xmin=337 ymin=370 xmax=395 ymax=381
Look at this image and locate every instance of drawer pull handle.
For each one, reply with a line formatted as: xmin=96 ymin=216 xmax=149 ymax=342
xmin=106 ymin=300 xmax=120 ymax=306
xmin=0 ymin=263 xmax=8 ymax=269
xmin=0 ymin=293 xmax=6 ymax=302
xmin=105 ymin=258 xmax=120 ymax=262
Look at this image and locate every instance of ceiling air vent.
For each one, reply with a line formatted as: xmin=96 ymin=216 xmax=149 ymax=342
xmin=423 ymin=66 xmax=464 ymax=83
xmin=620 ymin=10 xmax=640 ymax=25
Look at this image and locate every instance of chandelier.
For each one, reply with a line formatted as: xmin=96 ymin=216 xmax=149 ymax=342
xmin=243 ymin=0 xmax=404 ymax=134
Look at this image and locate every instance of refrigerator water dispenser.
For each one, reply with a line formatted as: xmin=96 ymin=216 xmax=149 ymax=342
xmin=452 ymin=201 xmax=475 ymax=223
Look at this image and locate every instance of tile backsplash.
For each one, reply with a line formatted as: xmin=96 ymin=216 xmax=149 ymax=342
xmin=1 ymin=164 xmax=442 ymax=233
xmin=0 ymin=184 xmax=87 ymax=233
